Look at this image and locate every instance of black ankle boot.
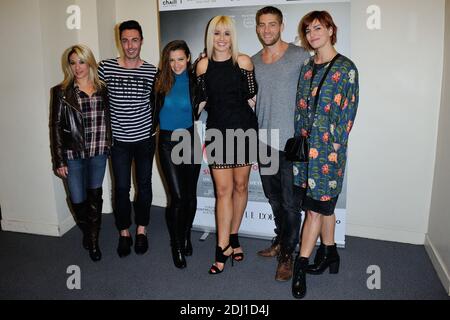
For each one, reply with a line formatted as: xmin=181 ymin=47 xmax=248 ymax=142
xmin=292 ymin=256 xmax=309 ymax=299
xmin=87 ymin=188 xmax=103 ymax=262
xmin=306 ymin=243 xmax=340 ymax=275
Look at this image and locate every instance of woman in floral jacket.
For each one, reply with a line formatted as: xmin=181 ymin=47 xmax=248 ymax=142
xmin=291 ymin=11 xmax=359 ymax=299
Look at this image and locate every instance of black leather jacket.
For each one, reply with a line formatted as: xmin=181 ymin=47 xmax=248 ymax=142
xmin=50 ymin=83 xmax=111 ymax=170
xmin=152 ymin=68 xmax=200 ymax=132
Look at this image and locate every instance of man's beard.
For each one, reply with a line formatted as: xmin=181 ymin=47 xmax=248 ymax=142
xmin=259 ymin=34 xmax=281 ymax=47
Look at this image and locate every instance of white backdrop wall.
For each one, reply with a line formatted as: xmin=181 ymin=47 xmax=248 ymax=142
xmin=0 ymin=0 xmax=447 ymax=250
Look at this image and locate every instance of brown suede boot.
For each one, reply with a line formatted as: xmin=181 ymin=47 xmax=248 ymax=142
xmin=275 ymin=252 xmax=294 ymax=281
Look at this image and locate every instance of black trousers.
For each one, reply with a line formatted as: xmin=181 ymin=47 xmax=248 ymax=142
xmin=259 ymin=145 xmax=302 ymax=254
xmin=158 ymin=126 xmax=201 ymax=246
xmin=111 ymin=137 xmax=156 ymax=231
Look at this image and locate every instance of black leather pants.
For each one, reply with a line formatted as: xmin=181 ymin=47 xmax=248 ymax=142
xmin=158 ymin=126 xmax=201 ymax=249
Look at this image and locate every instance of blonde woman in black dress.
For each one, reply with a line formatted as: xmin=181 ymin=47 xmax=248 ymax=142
xmin=196 ymin=16 xmax=258 ymax=274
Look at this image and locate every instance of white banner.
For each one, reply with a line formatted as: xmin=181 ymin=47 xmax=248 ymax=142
xmin=159 ymin=0 xmax=349 ymax=12
xmin=196 ymin=197 xmax=346 ymax=247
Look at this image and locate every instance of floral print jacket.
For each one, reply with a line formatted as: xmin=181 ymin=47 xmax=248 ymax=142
xmin=293 ymin=54 xmax=359 ymax=201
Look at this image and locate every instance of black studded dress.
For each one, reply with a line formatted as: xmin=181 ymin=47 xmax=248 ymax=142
xmin=197 ymin=57 xmax=258 ymax=169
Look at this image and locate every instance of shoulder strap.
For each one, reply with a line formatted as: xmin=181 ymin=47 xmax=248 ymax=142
xmin=307 ymin=53 xmax=341 ymax=133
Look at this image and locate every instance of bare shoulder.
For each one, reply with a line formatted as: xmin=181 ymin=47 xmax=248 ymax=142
xmin=196 ymin=57 xmax=209 ymax=76
xmin=237 ymin=54 xmax=254 ymax=71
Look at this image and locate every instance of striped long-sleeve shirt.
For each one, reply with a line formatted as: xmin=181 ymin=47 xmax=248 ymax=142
xmin=98 ymin=58 xmax=157 ymax=142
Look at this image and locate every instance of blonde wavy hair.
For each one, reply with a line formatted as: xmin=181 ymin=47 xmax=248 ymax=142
xmin=60 ymin=44 xmax=104 ymax=90
xmin=206 ymin=16 xmax=239 ymax=64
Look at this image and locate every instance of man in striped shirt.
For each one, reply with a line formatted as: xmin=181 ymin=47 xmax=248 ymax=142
xmin=99 ymin=20 xmax=157 ymax=258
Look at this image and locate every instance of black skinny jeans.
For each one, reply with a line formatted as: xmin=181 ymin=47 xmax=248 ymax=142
xmin=111 ymin=137 xmax=156 ymax=231
xmin=158 ymin=126 xmax=201 ymax=246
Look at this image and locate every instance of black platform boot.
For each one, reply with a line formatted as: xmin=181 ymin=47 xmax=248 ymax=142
xmin=292 ymin=256 xmax=309 ymax=299
xmin=87 ymin=188 xmax=103 ymax=262
xmin=306 ymin=243 xmax=340 ymax=275
xmin=71 ymin=201 xmax=89 ymax=250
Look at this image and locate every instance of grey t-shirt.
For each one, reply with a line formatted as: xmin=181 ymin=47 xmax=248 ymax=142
xmin=252 ymin=43 xmax=310 ymax=150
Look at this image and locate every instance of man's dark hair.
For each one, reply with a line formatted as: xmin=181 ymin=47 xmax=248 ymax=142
xmin=256 ymin=6 xmax=283 ymax=24
xmin=119 ymin=20 xmax=143 ymax=39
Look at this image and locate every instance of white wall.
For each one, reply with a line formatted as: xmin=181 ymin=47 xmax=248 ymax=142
xmin=0 ymin=0 xmax=78 ymax=235
xmin=346 ymin=0 xmax=445 ymax=244
xmin=426 ymin=0 xmax=450 ymax=295
xmin=96 ymin=0 xmax=117 ymax=61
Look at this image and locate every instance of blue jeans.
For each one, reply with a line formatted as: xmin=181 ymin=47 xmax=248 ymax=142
xmin=110 ymin=137 xmax=156 ymax=230
xmin=66 ymin=154 xmax=108 ymax=204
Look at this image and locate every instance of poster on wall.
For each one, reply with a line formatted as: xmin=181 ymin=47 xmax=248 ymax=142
xmin=158 ymin=0 xmax=350 ymax=246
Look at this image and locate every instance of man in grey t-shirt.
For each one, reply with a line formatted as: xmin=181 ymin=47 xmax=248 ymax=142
xmin=252 ymin=6 xmax=310 ymax=281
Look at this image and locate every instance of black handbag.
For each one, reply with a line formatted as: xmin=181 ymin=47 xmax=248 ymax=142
xmin=284 ymin=54 xmax=340 ymax=162
xmin=285 ymin=135 xmax=309 ymax=162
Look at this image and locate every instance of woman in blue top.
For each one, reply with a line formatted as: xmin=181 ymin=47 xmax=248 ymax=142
xmin=291 ymin=11 xmax=359 ymax=299
xmin=154 ymin=40 xmax=202 ymax=269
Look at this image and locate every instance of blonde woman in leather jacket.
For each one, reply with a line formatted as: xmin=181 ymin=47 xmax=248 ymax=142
xmin=50 ymin=44 xmax=111 ymax=262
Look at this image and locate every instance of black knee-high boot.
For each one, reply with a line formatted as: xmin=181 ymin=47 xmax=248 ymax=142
xmin=71 ymin=201 xmax=89 ymax=250
xmin=167 ymin=206 xmax=186 ymax=268
xmin=184 ymin=200 xmax=197 ymax=256
xmin=87 ymin=188 xmax=103 ymax=262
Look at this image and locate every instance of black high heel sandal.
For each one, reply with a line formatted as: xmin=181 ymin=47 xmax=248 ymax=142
xmin=208 ymin=244 xmax=233 ymax=274
xmin=230 ymin=233 xmax=244 ymax=262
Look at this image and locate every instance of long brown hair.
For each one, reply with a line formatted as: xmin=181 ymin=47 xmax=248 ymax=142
xmin=156 ymin=40 xmax=192 ymax=96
